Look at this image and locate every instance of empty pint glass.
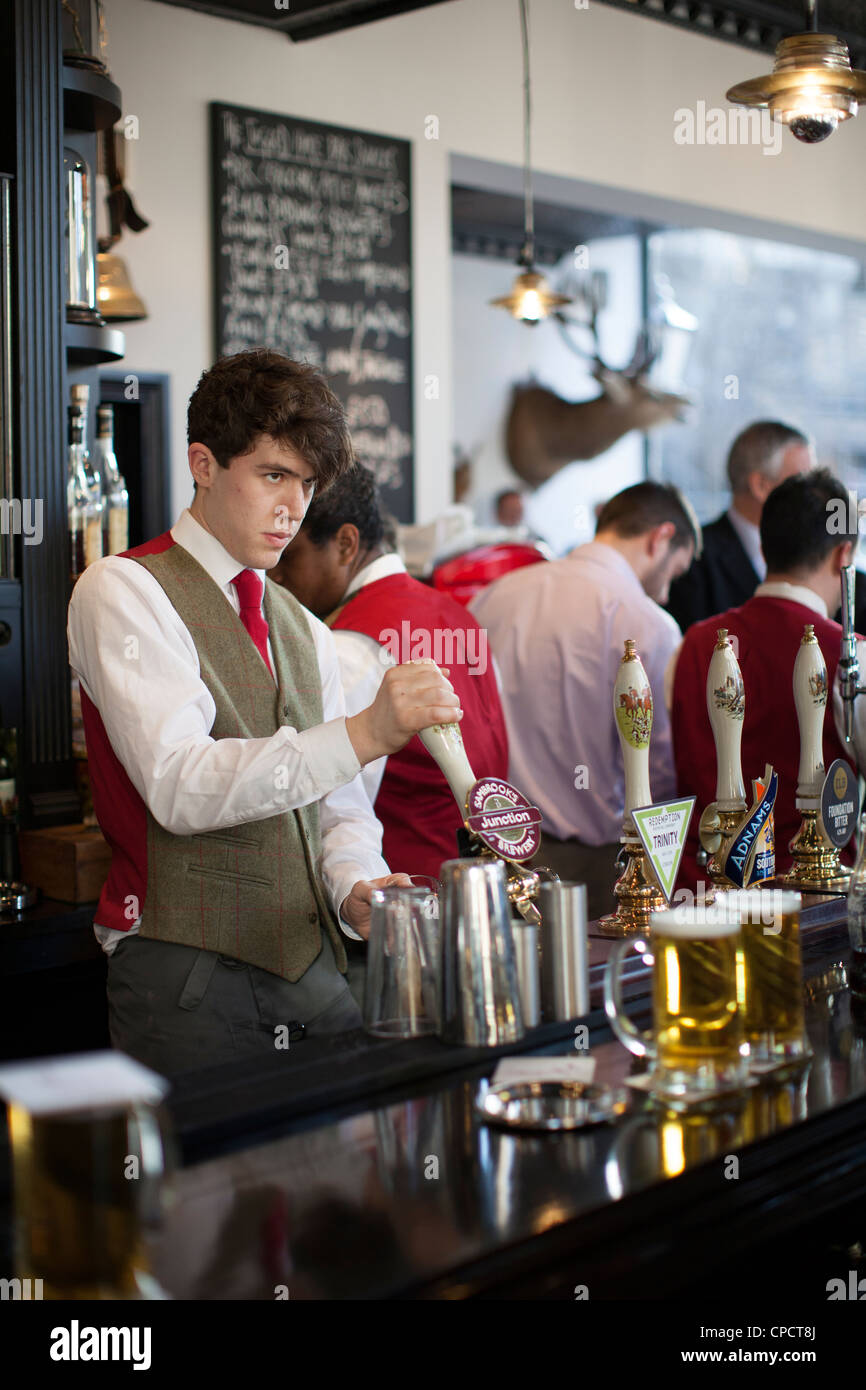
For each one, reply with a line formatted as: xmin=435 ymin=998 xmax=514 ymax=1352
xmin=717 ymin=889 xmax=809 ymax=1067
xmin=604 ymin=907 xmax=749 ymax=1098
xmin=363 ymin=885 xmax=440 ymax=1038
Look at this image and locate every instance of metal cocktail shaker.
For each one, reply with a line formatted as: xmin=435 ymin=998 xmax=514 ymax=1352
xmin=439 ymin=858 xmax=525 ymax=1047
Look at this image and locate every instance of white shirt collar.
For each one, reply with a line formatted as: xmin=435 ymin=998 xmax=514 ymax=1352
xmin=171 ymin=508 xmax=265 ymax=599
xmin=754 ymin=580 xmax=828 ymax=618
xmin=726 ymin=505 xmax=766 ymax=581
xmin=568 ymin=539 xmax=644 ymax=590
xmin=345 ymin=552 xmax=406 ymax=599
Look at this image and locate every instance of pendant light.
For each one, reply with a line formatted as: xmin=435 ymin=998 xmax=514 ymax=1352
xmin=726 ymin=0 xmax=866 ymax=144
xmin=490 ymin=0 xmax=572 ymax=323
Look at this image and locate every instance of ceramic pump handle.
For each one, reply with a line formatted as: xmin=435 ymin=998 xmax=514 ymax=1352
xmin=707 ymin=628 xmax=746 ymax=810
xmin=418 ymin=722 xmax=477 ymax=812
xmin=793 ymin=624 xmax=827 ymax=802
xmin=612 ymin=639 xmax=653 ymax=833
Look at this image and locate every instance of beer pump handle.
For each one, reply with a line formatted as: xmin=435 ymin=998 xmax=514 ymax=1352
xmin=418 ymin=722 xmax=477 ymax=814
xmin=706 ymin=629 xmax=747 ymax=810
xmin=840 ymin=563 xmax=860 ymax=748
xmin=792 ymin=625 xmax=826 ymax=804
xmin=612 ymin=639 xmax=653 ymax=837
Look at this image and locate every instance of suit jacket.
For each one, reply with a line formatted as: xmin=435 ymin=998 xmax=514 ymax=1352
xmin=666 ymin=513 xmax=760 ymax=633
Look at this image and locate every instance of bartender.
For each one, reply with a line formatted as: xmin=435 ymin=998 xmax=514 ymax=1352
xmin=67 ymin=349 xmax=461 ymax=1074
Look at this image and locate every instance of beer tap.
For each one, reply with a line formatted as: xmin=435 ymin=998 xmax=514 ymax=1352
xmin=418 ymin=721 xmax=547 ymax=925
xmin=784 ymin=625 xmax=850 ymax=892
xmin=698 ymin=629 xmax=776 ymax=891
xmin=839 ymin=563 xmax=866 ymax=755
xmin=597 ymin=639 xmax=666 ymax=937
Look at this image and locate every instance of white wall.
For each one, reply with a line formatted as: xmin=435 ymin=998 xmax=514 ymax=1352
xmin=102 ymin=0 xmax=866 ymax=522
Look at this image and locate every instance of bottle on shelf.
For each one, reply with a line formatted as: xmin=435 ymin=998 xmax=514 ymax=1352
xmin=93 ymin=403 xmax=129 ymax=556
xmin=67 ymin=383 xmax=103 ymax=581
xmin=0 ymin=720 xmax=19 ymax=884
xmin=0 ymin=725 xmax=15 ymax=819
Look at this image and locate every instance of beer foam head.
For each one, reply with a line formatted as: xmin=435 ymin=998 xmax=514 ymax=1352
xmin=651 ymin=906 xmax=743 ymax=939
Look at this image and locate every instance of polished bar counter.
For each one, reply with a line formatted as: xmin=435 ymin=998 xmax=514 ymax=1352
xmin=1 ymin=898 xmax=864 ymax=1301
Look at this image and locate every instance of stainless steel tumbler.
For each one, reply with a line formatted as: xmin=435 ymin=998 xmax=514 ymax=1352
xmin=439 ymin=858 xmax=525 ymax=1046
xmin=539 ymin=880 xmax=589 ymax=1022
xmin=511 ymin=919 xmax=541 ymax=1028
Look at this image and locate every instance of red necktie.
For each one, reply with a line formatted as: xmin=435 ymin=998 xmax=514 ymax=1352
xmin=232 ymin=568 xmax=274 ymax=677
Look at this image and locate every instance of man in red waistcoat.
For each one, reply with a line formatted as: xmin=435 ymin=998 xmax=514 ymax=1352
xmin=670 ymin=469 xmax=859 ymax=889
xmin=273 ymin=464 xmax=509 ymax=881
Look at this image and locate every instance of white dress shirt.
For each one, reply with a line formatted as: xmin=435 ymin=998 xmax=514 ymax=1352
xmin=469 ymin=541 xmax=682 ymax=845
xmin=726 ymin=505 xmax=767 ymax=582
xmin=67 ymin=509 xmax=389 ymax=952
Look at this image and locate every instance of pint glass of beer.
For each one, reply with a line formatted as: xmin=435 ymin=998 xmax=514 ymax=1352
xmin=0 ymin=1052 xmax=173 ymax=1300
xmin=604 ymin=907 xmax=749 ymax=1098
xmin=717 ymin=889 xmax=809 ymax=1067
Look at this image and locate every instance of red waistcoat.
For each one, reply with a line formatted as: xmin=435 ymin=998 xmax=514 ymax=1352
xmin=672 ymin=595 xmax=850 ymax=888
xmin=331 ymin=572 xmax=509 ymax=879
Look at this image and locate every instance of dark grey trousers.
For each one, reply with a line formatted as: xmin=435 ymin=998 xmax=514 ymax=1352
xmin=106 ymin=930 xmax=362 ymax=1077
xmin=538 ymin=832 xmax=622 ymax=923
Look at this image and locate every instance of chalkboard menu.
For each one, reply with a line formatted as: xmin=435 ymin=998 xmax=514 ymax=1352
xmin=211 ymin=102 xmax=414 ymax=520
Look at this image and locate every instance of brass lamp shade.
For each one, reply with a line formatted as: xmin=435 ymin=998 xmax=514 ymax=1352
xmin=727 ymin=33 xmax=866 ymax=143
xmin=489 ymin=269 xmax=572 ymax=323
xmin=96 ymin=252 xmax=148 ymax=321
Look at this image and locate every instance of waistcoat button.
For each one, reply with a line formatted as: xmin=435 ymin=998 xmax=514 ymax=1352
xmin=308 ymin=910 xmax=318 ymax=924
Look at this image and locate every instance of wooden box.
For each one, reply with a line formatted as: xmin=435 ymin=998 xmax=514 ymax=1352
xmin=18 ymin=823 xmax=111 ymax=904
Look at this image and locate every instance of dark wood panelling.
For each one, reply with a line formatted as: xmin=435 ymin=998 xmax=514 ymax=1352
xmin=14 ymin=0 xmax=77 ymax=822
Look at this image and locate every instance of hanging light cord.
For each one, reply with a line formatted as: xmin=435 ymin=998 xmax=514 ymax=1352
xmin=805 ymin=0 xmax=818 ymax=32
xmin=519 ymin=0 xmax=534 ymax=266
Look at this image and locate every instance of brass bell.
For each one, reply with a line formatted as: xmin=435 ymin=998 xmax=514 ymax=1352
xmin=96 ymin=252 xmax=147 ymax=321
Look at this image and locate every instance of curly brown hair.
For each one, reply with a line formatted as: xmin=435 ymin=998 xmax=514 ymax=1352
xmin=187 ymin=349 xmax=354 ymax=492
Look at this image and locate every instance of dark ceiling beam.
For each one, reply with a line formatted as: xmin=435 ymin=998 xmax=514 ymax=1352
xmin=594 ymin=0 xmax=866 ymax=69
xmin=152 ymin=0 xmax=866 ymax=63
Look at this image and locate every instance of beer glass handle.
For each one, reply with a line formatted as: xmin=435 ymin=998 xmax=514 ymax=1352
xmin=603 ymin=938 xmax=654 ymax=1060
xmin=127 ymin=1103 xmax=170 ymax=1228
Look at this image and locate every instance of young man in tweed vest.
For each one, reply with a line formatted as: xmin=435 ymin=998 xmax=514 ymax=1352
xmin=68 ymin=349 xmax=462 ymax=1075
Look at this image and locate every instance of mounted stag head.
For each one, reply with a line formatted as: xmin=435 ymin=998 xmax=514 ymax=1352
xmin=505 ymin=316 xmax=691 ymax=488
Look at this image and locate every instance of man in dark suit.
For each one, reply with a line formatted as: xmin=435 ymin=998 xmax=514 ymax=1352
xmin=666 ymin=421 xmax=815 ymax=632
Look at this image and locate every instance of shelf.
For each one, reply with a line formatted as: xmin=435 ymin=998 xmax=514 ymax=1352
xmin=62 ymin=64 xmax=122 ymax=134
xmin=65 ymin=321 xmax=125 ymax=365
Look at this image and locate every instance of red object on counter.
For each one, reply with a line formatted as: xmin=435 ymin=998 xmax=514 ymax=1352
xmin=431 ymin=543 xmax=548 ymax=608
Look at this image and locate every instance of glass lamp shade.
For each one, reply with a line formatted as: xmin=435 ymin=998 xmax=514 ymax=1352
xmin=489 ymin=269 xmax=572 ymax=323
xmin=727 ymin=33 xmax=866 ymax=144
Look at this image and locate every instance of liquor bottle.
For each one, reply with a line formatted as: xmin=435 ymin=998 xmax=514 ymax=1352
xmin=93 ymin=404 xmax=129 ymax=556
xmin=0 ymin=726 xmax=15 ymax=818
xmin=67 ymin=386 xmax=102 ymax=580
xmin=0 ymin=721 xmax=18 ymax=883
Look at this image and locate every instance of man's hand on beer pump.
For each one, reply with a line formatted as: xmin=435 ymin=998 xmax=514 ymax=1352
xmin=340 ymin=874 xmax=414 ymax=941
xmin=346 ymin=659 xmax=462 ymax=766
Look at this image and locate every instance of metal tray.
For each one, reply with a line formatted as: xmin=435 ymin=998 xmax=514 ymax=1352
xmin=476 ymin=1079 xmax=629 ymax=1132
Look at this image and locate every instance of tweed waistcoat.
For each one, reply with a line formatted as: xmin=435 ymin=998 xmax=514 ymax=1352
xmin=131 ymin=544 xmax=346 ymax=981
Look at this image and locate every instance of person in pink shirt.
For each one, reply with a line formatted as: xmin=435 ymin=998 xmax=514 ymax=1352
xmin=471 ymin=482 xmax=699 ymax=919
